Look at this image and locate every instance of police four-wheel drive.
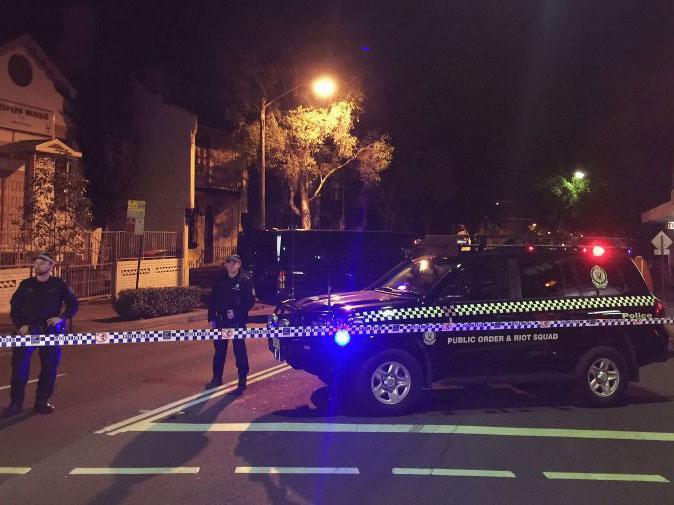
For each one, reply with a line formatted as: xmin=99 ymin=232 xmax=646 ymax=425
xmin=268 ymin=243 xmax=669 ymax=415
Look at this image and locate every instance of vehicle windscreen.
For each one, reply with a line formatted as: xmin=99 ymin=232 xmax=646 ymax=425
xmin=375 ymin=257 xmax=455 ymax=296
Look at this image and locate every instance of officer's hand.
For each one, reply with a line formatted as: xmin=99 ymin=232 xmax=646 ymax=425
xmin=18 ymin=325 xmax=29 ymax=336
xmin=226 ymin=310 xmax=235 ymax=320
xmin=209 ymin=320 xmax=217 ymax=329
xmin=47 ymin=317 xmax=63 ymax=327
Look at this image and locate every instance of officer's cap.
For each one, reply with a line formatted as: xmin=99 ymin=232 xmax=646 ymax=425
xmin=35 ymin=252 xmax=55 ymax=264
xmin=225 ymin=253 xmax=241 ymax=263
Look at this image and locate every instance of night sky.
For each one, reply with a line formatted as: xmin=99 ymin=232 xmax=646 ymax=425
xmin=4 ymin=0 xmax=674 ymax=235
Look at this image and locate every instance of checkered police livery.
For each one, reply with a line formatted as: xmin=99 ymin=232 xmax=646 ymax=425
xmin=449 ymin=295 xmax=656 ymax=316
xmin=355 ymin=295 xmax=656 ymax=321
xmin=356 ymin=305 xmax=451 ymax=323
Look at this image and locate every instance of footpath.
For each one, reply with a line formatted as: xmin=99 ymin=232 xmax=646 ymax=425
xmin=0 ymin=300 xmax=275 ymax=336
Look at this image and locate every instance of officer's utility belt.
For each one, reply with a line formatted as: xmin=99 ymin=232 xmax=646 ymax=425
xmin=1 ymin=316 xmax=672 ymax=348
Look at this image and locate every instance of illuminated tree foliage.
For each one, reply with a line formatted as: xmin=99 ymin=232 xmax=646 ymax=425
xmin=18 ymin=156 xmax=93 ymax=256
xmin=541 ymin=169 xmax=590 ymax=228
xmin=243 ymin=100 xmax=393 ymax=229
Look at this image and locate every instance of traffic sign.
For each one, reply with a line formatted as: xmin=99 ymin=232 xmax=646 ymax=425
xmin=652 ymin=231 xmax=672 ymax=256
xmin=127 ymin=200 xmax=146 ymax=236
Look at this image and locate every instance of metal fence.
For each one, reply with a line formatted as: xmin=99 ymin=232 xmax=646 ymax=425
xmin=106 ymin=231 xmax=178 ymax=260
xmin=0 ymin=230 xmax=178 ymax=267
xmin=0 ymin=230 xmax=179 ymax=300
xmin=56 ymin=263 xmax=114 ymax=300
xmin=188 ymin=244 xmax=236 ymax=269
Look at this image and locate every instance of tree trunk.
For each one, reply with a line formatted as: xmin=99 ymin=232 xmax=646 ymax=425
xmin=312 ymin=197 xmax=321 ymax=229
xmin=300 ymin=180 xmax=311 ymax=229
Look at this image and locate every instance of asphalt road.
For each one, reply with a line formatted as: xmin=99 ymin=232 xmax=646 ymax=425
xmin=2 ymin=326 xmax=674 ymax=505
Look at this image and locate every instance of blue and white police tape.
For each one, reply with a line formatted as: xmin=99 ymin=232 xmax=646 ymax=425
xmin=1 ymin=316 xmax=673 ymax=348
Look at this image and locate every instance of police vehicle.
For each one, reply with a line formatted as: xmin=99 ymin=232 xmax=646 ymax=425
xmin=268 ymin=240 xmax=669 ymax=415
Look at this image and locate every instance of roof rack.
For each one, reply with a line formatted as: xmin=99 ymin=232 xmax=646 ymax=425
xmin=414 ymin=235 xmax=636 ymax=258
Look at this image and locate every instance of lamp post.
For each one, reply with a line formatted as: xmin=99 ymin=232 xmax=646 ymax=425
xmin=257 ymin=76 xmax=336 ymax=230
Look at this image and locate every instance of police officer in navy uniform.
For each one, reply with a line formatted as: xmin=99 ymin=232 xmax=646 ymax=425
xmin=3 ymin=252 xmax=78 ymax=416
xmin=206 ymin=253 xmax=255 ymax=395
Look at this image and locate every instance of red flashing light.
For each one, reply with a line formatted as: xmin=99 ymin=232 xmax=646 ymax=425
xmin=581 ymin=247 xmax=588 ymax=254
xmin=592 ymin=245 xmax=606 ymax=257
xmin=527 ymin=245 xmax=535 ymax=252
xmin=656 ymin=299 xmax=666 ymax=317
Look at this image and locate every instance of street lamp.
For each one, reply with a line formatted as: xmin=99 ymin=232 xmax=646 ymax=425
xmin=573 ymin=170 xmax=586 ymax=180
xmin=257 ymin=75 xmax=337 ymax=230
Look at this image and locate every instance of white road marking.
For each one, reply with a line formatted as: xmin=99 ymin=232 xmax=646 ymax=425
xmin=124 ymin=421 xmax=674 ymax=442
xmin=96 ymin=363 xmax=289 ymax=435
xmin=0 ymin=373 xmax=66 ymax=391
xmin=0 ymin=467 xmax=31 ymax=474
xmin=393 ymin=468 xmax=515 ymax=478
xmin=70 ymin=467 xmax=200 ymax=475
xmin=235 ymin=467 xmax=359 ymax=475
xmin=104 ymin=365 xmax=292 ymax=436
xmin=543 ymin=472 xmax=669 ymax=483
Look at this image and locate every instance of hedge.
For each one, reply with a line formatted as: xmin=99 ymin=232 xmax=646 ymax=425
xmin=114 ymin=287 xmax=206 ymax=320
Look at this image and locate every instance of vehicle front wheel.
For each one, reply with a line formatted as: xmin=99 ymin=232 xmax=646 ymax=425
xmin=574 ymin=346 xmax=629 ymax=407
xmin=354 ymin=349 xmax=424 ymax=415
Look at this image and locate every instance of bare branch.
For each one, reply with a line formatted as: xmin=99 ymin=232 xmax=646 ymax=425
xmin=308 ymin=144 xmax=371 ymax=201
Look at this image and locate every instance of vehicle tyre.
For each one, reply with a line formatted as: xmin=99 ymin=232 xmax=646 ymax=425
xmin=573 ymin=346 xmax=629 ymax=407
xmin=354 ymin=349 xmax=424 ymax=415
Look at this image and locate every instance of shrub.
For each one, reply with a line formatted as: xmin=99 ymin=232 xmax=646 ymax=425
xmin=114 ymin=287 xmax=204 ymax=320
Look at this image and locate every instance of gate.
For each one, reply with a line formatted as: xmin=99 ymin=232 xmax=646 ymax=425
xmin=55 ymin=262 xmax=114 ymax=300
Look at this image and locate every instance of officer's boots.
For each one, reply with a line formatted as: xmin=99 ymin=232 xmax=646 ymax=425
xmin=34 ymin=401 xmax=55 ymax=414
xmin=232 ymin=376 xmax=247 ymax=396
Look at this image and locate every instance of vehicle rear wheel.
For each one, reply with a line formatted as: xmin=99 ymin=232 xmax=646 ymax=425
xmin=574 ymin=346 xmax=629 ymax=407
xmin=354 ymin=349 xmax=423 ymax=415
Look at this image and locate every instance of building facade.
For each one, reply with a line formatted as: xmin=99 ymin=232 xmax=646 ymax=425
xmin=128 ymin=77 xmax=247 ymax=281
xmin=0 ymin=34 xmax=82 ymax=250
xmin=190 ymin=125 xmax=247 ymax=267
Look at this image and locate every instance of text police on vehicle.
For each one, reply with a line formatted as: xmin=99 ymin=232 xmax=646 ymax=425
xmin=268 ymin=242 xmax=669 ymax=415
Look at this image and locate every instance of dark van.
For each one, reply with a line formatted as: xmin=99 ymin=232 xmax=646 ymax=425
xmin=237 ymin=230 xmax=418 ymax=302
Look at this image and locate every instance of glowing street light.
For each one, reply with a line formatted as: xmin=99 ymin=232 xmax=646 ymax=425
xmin=573 ymin=170 xmax=586 ymax=180
xmin=312 ymin=76 xmax=337 ymax=99
xmin=257 ymin=76 xmax=338 ymax=230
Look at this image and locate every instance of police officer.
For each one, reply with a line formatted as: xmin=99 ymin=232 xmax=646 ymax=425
xmin=206 ymin=253 xmax=255 ymax=395
xmin=3 ymin=252 xmax=78 ymax=416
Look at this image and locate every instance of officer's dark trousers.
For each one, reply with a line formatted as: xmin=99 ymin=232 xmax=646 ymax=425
xmin=10 ymin=346 xmax=62 ymax=406
xmin=212 ymin=339 xmax=249 ymax=382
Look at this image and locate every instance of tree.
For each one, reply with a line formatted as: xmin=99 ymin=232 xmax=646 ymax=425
xmin=540 ymin=168 xmax=590 ymax=229
xmin=18 ymin=156 xmax=93 ymax=256
xmin=241 ymin=100 xmax=393 ymax=229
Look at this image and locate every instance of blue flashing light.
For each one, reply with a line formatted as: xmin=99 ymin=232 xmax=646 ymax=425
xmin=334 ymin=329 xmax=351 ymax=347
xmin=361 ymin=46 xmax=371 ymax=52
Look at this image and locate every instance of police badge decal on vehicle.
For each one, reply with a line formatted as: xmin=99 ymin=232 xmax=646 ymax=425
xmin=591 ymin=265 xmax=608 ymax=289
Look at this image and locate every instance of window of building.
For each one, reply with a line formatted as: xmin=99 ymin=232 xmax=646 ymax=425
xmin=187 ymin=209 xmax=198 ymax=249
xmin=8 ymin=54 xmax=33 ymax=87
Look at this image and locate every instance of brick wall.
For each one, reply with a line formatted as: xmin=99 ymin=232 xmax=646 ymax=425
xmin=114 ymin=258 xmax=183 ymax=295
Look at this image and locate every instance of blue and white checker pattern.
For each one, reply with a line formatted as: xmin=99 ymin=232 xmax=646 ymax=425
xmin=1 ymin=316 xmax=672 ymax=348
